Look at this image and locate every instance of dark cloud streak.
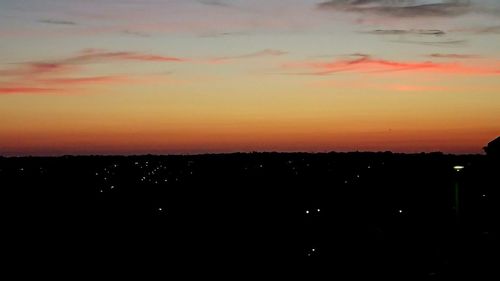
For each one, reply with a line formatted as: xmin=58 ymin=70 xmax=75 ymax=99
xmin=197 ymin=0 xmax=231 ymax=7
xmin=389 ymin=39 xmax=467 ymax=46
xmin=38 ymin=19 xmax=77 ymax=25
xmin=429 ymin=53 xmax=478 ymax=59
xmin=122 ymin=30 xmax=151 ymax=38
xmin=318 ymin=0 xmax=471 ymax=17
xmin=364 ymin=29 xmax=446 ymax=35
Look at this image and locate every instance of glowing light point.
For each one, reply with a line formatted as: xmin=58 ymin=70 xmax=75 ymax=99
xmin=454 ymin=166 xmax=465 ymax=172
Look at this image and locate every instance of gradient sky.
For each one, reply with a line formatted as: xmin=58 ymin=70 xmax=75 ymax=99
xmin=1 ymin=0 xmax=500 ymax=155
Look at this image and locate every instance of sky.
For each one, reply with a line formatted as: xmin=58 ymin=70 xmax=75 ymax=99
xmin=1 ymin=0 xmax=500 ymax=155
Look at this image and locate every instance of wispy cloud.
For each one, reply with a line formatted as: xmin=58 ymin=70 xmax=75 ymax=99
xmin=211 ymin=49 xmax=288 ymax=62
xmin=38 ymin=19 xmax=77 ymax=26
xmin=122 ymin=30 xmax=151 ymax=38
xmin=38 ymin=76 xmax=130 ymax=85
xmin=390 ymin=39 xmax=467 ymax=46
xmin=1 ymin=49 xmax=185 ymax=79
xmin=69 ymin=49 xmax=186 ymax=63
xmin=318 ymin=0 xmax=472 ymax=17
xmin=0 ymin=49 xmax=186 ymax=95
xmin=197 ymin=31 xmax=250 ymax=38
xmin=0 ymin=63 xmax=77 ymax=77
xmin=282 ymin=53 xmax=500 ymax=75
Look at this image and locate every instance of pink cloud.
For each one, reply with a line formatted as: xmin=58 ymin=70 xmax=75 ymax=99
xmin=38 ymin=75 xmax=131 ymax=85
xmin=72 ymin=49 xmax=187 ymax=63
xmin=0 ymin=63 xmax=77 ymax=77
xmin=283 ymin=54 xmax=500 ymax=75
xmin=0 ymin=87 xmax=61 ymax=95
xmin=0 ymin=49 xmax=186 ymax=95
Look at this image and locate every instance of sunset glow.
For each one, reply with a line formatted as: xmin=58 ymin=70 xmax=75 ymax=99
xmin=1 ymin=0 xmax=500 ymax=155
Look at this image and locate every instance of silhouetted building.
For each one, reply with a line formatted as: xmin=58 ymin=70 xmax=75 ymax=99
xmin=484 ymin=136 xmax=500 ymax=158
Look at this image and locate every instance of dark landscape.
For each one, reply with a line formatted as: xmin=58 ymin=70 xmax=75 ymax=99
xmin=2 ymin=149 xmax=499 ymax=278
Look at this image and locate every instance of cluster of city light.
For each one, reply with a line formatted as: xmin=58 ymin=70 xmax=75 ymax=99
xmin=306 ymin=247 xmax=317 ymax=257
xmin=96 ymin=163 xmax=120 ymax=193
xmin=137 ymin=162 xmax=172 ymax=185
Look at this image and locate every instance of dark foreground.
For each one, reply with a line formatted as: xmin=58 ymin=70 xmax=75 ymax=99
xmin=1 ymin=152 xmax=499 ymax=278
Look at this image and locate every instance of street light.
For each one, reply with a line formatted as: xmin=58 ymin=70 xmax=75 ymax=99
xmin=453 ymin=165 xmax=465 ymax=224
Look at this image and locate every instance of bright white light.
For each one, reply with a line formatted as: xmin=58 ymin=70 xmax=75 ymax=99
xmin=312 ymin=248 xmax=316 ymax=252
xmin=305 ymin=210 xmax=310 ymax=214
xmin=454 ymin=166 xmax=465 ymax=171
xmin=317 ymin=209 xmax=321 ymax=213
xmin=398 ymin=209 xmax=403 ymax=214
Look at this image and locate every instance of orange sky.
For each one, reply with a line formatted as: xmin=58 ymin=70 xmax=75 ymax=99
xmin=1 ymin=0 xmax=500 ymax=155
